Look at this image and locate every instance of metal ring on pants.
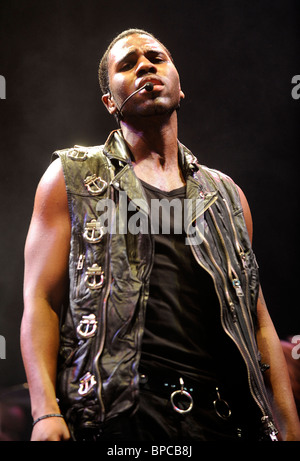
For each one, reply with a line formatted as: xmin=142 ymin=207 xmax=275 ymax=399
xmin=213 ymin=387 xmax=231 ymax=420
xmin=170 ymin=377 xmax=194 ymax=414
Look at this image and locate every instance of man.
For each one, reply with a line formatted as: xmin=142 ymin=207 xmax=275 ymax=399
xmin=21 ymin=29 xmax=300 ymax=441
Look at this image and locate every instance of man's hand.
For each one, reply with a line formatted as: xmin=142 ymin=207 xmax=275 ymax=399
xmin=31 ymin=417 xmax=71 ymax=441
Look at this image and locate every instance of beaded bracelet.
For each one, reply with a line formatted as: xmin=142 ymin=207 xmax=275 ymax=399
xmin=32 ymin=413 xmax=64 ymax=427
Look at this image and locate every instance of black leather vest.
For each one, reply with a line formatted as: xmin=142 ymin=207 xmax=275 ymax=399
xmin=53 ymin=130 xmax=277 ymax=439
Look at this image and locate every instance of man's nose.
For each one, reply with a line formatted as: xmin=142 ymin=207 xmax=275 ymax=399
xmin=135 ymin=57 xmax=157 ymax=76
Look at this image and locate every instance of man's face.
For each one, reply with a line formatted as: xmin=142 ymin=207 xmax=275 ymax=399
xmin=102 ymin=33 xmax=185 ymax=118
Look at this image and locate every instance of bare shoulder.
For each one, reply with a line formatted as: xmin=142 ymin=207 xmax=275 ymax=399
xmin=36 ymin=158 xmax=66 ymax=200
xmin=24 ymin=158 xmax=70 ymax=314
xmin=33 ymin=158 xmax=69 ymax=220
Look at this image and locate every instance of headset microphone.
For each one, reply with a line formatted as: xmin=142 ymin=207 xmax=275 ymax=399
xmin=119 ymin=82 xmax=154 ymax=115
xmin=143 ymin=82 xmax=154 ymax=91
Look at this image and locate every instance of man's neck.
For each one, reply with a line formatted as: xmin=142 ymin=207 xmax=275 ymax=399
xmin=120 ymin=112 xmax=185 ymax=191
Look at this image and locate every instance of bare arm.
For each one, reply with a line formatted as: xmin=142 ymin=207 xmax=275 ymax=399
xmin=21 ymin=158 xmax=71 ymax=441
xmin=238 ymin=186 xmax=300 ymax=440
xmin=256 ymin=290 xmax=300 ymax=440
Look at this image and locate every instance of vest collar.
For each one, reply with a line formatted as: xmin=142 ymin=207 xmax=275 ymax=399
xmin=103 ymin=129 xmax=217 ymax=200
xmin=103 ymin=129 xmax=199 ymax=173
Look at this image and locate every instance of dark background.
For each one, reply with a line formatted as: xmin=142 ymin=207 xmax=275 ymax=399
xmin=0 ymin=0 xmax=299 ymax=406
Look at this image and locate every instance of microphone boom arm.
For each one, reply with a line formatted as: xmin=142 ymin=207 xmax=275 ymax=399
xmin=119 ymin=82 xmax=153 ymax=114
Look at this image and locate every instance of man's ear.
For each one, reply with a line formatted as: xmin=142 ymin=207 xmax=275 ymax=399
xmin=102 ymin=92 xmax=119 ymax=115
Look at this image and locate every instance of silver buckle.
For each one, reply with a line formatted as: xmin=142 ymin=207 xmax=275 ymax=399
xmin=78 ymin=372 xmax=96 ymax=396
xmin=213 ymin=387 xmax=231 ymax=420
xmin=83 ymin=219 xmax=104 ymax=243
xmin=67 ymin=146 xmax=88 ymax=161
xmin=77 ymin=313 xmax=98 ymax=339
xmin=170 ymin=377 xmax=194 ymax=414
xmin=84 ymin=174 xmax=107 ymax=195
xmin=85 ymin=264 xmax=104 ymax=290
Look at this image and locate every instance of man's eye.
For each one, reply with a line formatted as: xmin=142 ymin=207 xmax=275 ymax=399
xmin=120 ymin=62 xmax=134 ymax=71
xmin=152 ymin=56 xmax=164 ymax=63
xmin=149 ymin=52 xmax=168 ymax=63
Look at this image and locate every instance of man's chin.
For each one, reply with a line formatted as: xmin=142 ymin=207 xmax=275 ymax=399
xmin=136 ymin=102 xmax=181 ymax=117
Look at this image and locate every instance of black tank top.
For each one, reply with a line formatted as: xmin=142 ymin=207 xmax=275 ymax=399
xmin=140 ymin=180 xmax=222 ymax=383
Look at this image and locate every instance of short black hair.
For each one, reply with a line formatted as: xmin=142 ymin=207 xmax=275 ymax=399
xmin=98 ymin=28 xmax=173 ymax=95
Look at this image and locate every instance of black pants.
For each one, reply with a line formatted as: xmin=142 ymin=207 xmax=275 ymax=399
xmin=75 ymin=383 xmax=254 ymax=441
xmin=130 ymin=388 xmax=239 ymax=441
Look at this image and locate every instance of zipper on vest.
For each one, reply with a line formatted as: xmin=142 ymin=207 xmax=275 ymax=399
xmin=185 ymin=202 xmax=237 ymax=322
xmin=207 ymin=206 xmax=257 ymax=333
xmin=93 ymin=264 xmax=111 ymax=422
xmin=222 ymin=199 xmax=251 ymax=300
xmin=189 ymin=233 xmax=237 ymax=323
xmin=206 ymin=206 xmax=274 ymax=423
xmin=77 ymin=254 xmax=85 ymax=270
xmin=92 ymin=157 xmax=119 ymax=422
xmin=92 ymin=186 xmax=115 ymax=423
xmin=76 ymin=232 xmax=85 ymax=298
xmin=220 ymin=199 xmax=257 ymax=344
xmin=187 ymin=204 xmax=270 ymax=422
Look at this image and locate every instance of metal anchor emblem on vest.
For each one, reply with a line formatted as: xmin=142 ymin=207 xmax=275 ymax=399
xmin=77 ymin=313 xmax=98 ymax=339
xmin=83 ymin=219 xmax=104 ymax=243
xmin=67 ymin=145 xmax=88 ymax=161
xmin=78 ymin=372 xmax=96 ymax=396
xmin=85 ymin=264 xmax=104 ymax=290
xmin=84 ymin=174 xmax=107 ymax=195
